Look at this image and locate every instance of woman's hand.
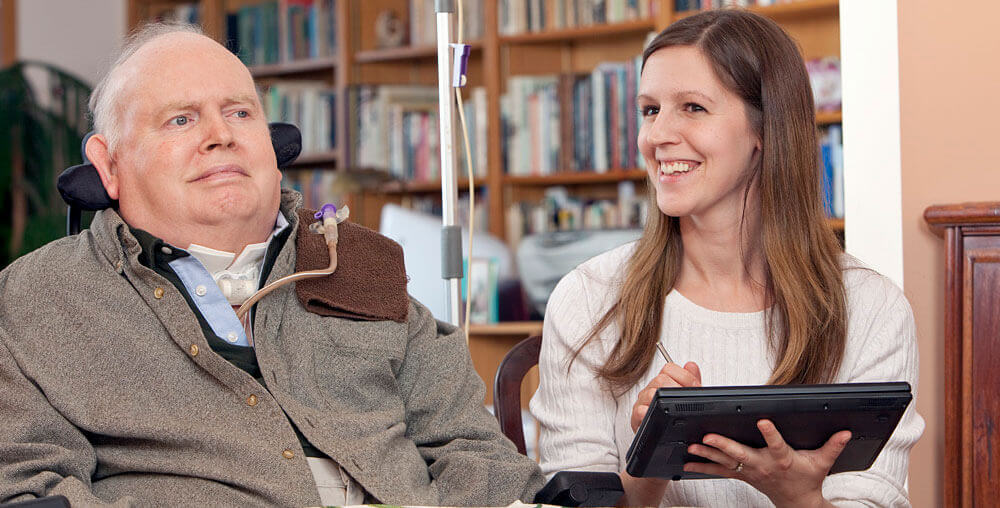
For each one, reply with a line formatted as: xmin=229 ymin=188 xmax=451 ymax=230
xmin=619 ymin=361 xmax=702 ymax=507
xmin=630 ymin=361 xmax=702 ymax=432
xmin=683 ymin=419 xmax=852 ymax=508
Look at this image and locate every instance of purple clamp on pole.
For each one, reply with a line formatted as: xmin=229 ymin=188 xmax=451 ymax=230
xmin=450 ymin=43 xmax=471 ymax=87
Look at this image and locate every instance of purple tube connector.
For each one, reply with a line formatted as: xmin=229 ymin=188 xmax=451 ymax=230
xmin=315 ymin=204 xmax=337 ymax=220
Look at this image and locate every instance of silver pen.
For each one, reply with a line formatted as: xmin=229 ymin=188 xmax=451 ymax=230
xmin=655 ymin=342 xmax=674 ymax=364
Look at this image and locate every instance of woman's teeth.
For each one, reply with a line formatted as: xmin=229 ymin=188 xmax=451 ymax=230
xmin=659 ymin=161 xmax=696 ymax=175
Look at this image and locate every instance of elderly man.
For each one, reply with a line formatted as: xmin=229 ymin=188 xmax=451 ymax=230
xmin=0 ymin=23 xmax=544 ymax=506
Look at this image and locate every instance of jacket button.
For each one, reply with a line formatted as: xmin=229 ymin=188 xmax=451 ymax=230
xmin=282 ymin=449 xmax=295 ymax=459
xmin=246 ymin=394 xmax=258 ymax=406
xmin=189 ymin=344 xmax=199 ymax=357
xmin=153 ymin=287 xmax=165 ymax=299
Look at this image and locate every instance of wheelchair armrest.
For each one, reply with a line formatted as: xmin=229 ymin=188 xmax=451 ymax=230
xmin=533 ymin=471 xmax=624 ymax=507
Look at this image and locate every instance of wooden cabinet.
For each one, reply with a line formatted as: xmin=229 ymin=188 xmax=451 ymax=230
xmin=924 ymin=202 xmax=1000 ymax=508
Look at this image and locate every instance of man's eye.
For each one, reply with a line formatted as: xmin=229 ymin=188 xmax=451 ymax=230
xmin=684 ymin=103 xmax=707 ymax=113
xmin=170 ymin=116 xmax=190 ymax=126
xmin=234 ymin=110 xmax=249 ymax=118
xmin=640 ymin=105 xmax=659 ymax=117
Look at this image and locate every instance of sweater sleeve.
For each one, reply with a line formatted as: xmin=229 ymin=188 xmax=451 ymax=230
xmin=395 ymin=298 xmax=546 ymax=505
xmin=0 ymin=328 xmax=134 ymax=507
xmin=821 ymin=274 xmax=925 ymax=507
xmin=531 ymin=269 xmax=622 ymax=478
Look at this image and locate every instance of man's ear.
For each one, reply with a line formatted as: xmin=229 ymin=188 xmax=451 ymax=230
xmin=85 ymin=134 xmax=120 ymax=200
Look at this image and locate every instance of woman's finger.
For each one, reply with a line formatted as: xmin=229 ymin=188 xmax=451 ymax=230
xmin=683 ymin=361 xmax=702 ymax=386
xmin=682 ymin=460 xmax=738 ymax=479
xmin=815 ymin=429 xmax=853 ymax=468
xmin=702 ymin=433 xmax=753 ymax=467
xmin=757 ymin=420 xmax=790 ymax=451
xmin=687 ymin=443 xmax=740 ymax=470
xmin=659 ymin=362 xmax=700 ymax=387
xmin=630 ymin=403 xmax=649 ymax=431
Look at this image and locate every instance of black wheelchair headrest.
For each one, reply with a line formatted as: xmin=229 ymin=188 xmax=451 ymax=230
xmin=57 ymin=122 xmax=302 ymax=211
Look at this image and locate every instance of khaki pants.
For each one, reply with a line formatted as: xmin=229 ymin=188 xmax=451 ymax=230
xmin=307 ymin=457 xmax=366 ymax=506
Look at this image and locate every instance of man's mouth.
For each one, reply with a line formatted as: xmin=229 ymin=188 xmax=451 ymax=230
xmin=192 ymin=165 xmax=248 ymax=182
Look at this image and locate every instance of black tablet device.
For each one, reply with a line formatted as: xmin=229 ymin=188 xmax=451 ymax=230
xmin=624 ymin=382 xmax=911 ymax=480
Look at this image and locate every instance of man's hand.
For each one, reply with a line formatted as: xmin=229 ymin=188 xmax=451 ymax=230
xmin=683 ymin=419 xmax=852 ymax=508
xmin=630 ymin=361 xmax=702 ymax=432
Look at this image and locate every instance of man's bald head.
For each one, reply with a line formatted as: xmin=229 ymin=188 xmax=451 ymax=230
xmin=89 ymin=22 xmax=205 ymax=153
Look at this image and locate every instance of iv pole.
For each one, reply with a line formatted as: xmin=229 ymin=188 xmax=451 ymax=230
xmin=435 ymin=0 xmax=462 ymax=326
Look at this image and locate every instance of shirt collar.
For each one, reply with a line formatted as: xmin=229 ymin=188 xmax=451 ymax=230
xmin=186 ymin=212 xmax=290 ymax=277
xmin=130 ymin=211 xmax=290 ymax=273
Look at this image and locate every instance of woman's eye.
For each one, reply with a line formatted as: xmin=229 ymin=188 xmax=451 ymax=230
xmin=640 ymin=105 xmax=659 ymax=117
xmin=684 ymin=103 xmax=707 ymax=113
xmin=169 ymin=116 xmax=190 ymax=126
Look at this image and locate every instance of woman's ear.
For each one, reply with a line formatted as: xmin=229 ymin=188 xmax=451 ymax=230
xmin=85 ymin=134 xmax=120 ymax=200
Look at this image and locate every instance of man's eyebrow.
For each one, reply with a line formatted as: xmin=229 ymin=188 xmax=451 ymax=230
xmin=223 ymin=94 xmax=260 ymax=107
xmin=156 ymin=101 xmax=199 ymax=118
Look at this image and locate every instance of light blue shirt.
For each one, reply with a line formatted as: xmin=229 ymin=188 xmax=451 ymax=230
xmin=166 ymin=213 xmax=290 ymax=347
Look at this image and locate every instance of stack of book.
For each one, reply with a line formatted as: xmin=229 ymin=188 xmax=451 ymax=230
xmin=262 ymin=82 xmax=336 ymax=155
xmin=281 ymin=169 xmax=346 ymax=211
xmin=352 ymin=85 xmax=487 ymax=183
xmin=819 ymin=124 xmax=844 ymax=219
xmin=502 ymin=55 xmax=644 ymax=176
xmin=505 ymin=183 xmax=648 ymax=247
xmin=498 ymin=0 xmax=657 ymax=35
xmin=402 ymin=190 xmax=489 ymax=232
xmin=227 ymin=0 xmax=338 ymax=67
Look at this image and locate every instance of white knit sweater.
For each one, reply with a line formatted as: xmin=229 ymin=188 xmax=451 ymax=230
xmin=530 ymin=242 xmax=924 ymax=507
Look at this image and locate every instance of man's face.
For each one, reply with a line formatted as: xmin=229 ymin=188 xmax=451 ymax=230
xmin=99 ymin=33 xmax=281 ymax=248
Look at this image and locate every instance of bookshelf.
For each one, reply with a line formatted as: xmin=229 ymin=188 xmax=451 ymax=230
xmin=126 ymin=0 xmax=846 ymax=393
xmin=126 ymin=0 xmax=843 ymax=234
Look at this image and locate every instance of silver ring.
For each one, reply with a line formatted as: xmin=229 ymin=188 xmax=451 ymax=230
xmin=734 ymin=462 xmax=744 ymax=473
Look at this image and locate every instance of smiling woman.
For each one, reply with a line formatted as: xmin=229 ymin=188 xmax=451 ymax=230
xmin=531 ymin=8 xmax=923 ymax=508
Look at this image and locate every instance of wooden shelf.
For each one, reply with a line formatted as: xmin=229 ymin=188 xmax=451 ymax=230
xmin=468 ymin=321 xmax=543 ymax=337
xmin=379 ymin=178 xmax=485 ymax=194
xmin=249 ymin=56 xmax=338 ymax=78
xmin=355 ymin=41 xmax=483 ymax=63
xmin=287 ymin=149 xmax=339 ymax=168
xmin=816 ymin=110 xmax=842 ymax=125
xmin=505 ymin=169 xmax=648 ymax=186
xmin=675 ymin=0 xmax=839 ymax=21
xmin=499 ymin=19 xmax=656 ymax=45
xmin=827 ymin=217 xmax=844 ymax=231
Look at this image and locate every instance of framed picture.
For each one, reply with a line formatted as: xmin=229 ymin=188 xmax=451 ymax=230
xmin=463 ymin=257 xmax=499 ymax=324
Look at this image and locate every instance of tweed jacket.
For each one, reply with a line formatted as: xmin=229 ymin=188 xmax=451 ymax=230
xmin=0 ymin=191 xmax=545 ymax=507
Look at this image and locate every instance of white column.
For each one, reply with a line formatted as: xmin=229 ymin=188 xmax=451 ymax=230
xmin=840 ymin=0 xmax=904 ymax=287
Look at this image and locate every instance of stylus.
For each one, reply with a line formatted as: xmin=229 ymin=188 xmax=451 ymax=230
xmin=655 ymin=342 xmax=674 ymax=364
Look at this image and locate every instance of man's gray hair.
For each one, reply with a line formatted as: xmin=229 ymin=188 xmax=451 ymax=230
xmin=89 ymin=22 xmax=205 ymax=152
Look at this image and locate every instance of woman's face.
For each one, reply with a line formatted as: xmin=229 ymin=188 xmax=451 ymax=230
xmin=637 ymin=46 xmax=761 ymax=224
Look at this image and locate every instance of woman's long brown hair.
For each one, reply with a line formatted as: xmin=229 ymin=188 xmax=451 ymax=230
xmin=572 ymin=9 xmax=847 ymax=394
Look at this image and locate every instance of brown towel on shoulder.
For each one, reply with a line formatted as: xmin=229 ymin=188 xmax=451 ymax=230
xmin=294 ymin=209 xmax=409 ymax=323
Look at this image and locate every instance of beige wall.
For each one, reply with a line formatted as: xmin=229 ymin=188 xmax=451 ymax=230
xmin=898 ymin=0 xmax=1000 ymax=506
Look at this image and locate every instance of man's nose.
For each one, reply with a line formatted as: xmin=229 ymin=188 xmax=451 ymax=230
xmin=201 ymin=113 xmax=236 ymax=151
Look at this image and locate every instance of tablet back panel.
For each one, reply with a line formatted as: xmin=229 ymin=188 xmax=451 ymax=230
xmin=624 ymin=382 xmax=911 ymax=480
